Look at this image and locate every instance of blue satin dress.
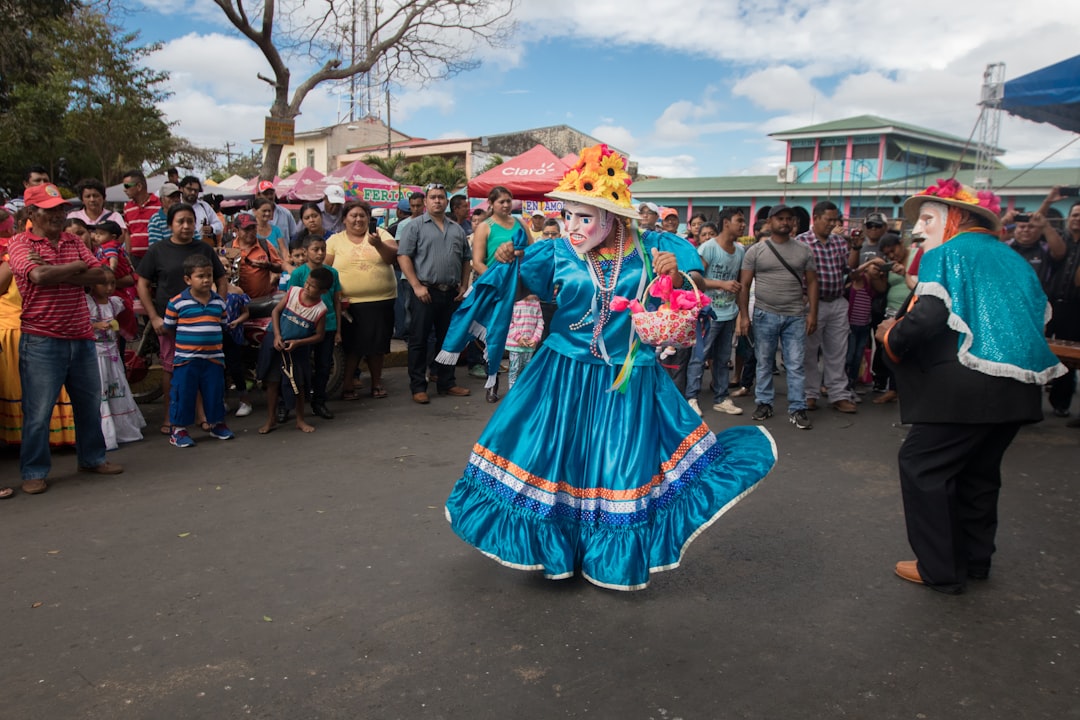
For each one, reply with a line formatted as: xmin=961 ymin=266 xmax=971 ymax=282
xmin=445 ymin=231 xmax=776 ymax=590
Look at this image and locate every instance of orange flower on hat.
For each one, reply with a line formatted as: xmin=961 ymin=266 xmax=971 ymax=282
xmin=578 ymin=145 xmax=607 ymax=168
xmin=575 ymin=170 xmax=603 ymax=196
xmin=556 ymin=169 xmax=581 ymax=193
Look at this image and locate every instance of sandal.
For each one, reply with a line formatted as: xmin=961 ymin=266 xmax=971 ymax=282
xmin=0 ymin=487 xmax=13 ymax=499
xmin=341 ymin=389 xmax=361 ymax=401
xmin=200 ymin=421 xmax=213 ymax=432
xmin=159 ymin=424 xmax=172 ymax=436
xmin=371 ymin=385 xmax=388 ymax=399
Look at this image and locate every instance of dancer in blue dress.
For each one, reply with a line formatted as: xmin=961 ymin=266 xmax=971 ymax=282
xmin=439 ymin=145 xmax=776 ymax=590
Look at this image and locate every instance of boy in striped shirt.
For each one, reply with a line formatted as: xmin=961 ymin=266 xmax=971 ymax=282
xmin=163 ymin=255 xmax=234 ymax=447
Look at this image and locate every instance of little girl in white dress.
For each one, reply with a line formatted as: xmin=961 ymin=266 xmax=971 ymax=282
xmin=87 ymin=277 xmax=145 ymax=450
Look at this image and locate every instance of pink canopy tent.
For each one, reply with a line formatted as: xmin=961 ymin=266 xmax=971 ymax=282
xmin=314 ymin=160 xmax=419 ymax=207
xmin=560 ymin=153 xmax=579 ymax=167
xmin=275 ymin=166 xmax=326 ymax=202
xmin=233 ymin=174 xmax=282 ymax=195
xmin=467 ymin=145 xmax=571 ymax=201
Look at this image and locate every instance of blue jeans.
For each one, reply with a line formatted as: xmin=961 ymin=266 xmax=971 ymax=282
xmin=19 ymin=334 xmax=107 ymax=480
xmin=752 ymin=308 xmax=807 ymax=412
xmin=685 ymin=315 xmax=736 ymax=403
xmin=846 ymin=324 xmax=872 ymax=384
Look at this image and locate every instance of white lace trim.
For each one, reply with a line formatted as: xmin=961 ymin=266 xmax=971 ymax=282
xmin=915 ymin=281 xmax=1067 ymax=384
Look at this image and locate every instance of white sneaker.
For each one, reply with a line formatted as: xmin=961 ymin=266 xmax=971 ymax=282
xmin=687 ymin=398 xmax=702 ymax=416
xmin=235 ymin=401 xmax=253 ymax=417
xmin=713 ymin=398 xmax=743 ymax=415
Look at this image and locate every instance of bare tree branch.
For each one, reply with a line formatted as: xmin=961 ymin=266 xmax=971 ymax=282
xmin=211 ymin=0 xmax=517 ymax=177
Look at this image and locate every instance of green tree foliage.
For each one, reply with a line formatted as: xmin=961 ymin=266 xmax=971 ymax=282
xmin=0 ymin=6 xmax=207 ymax=191
xmin=363 ymin=152 xmax=408 ymax=181
xmin=481 ymin=154 xmax=505 ymax=173
xmin=402 ymin=156 xmax=467 ymax=190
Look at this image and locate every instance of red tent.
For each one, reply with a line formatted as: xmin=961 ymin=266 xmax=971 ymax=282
xmin=275 ymin=166 xmax=326 ymax=202
xmin=467 ymin=145 xmax=570 ymax=201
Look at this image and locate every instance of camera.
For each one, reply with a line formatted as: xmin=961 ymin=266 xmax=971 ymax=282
xmin=1060 ymin=187 xmax=1080 ymax=197
xmin=1015 ymin=213 xmax=1031 ymax=223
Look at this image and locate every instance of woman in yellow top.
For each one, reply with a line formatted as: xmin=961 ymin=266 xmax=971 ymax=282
xmin=0 ymin=257 xmax=78 ymax=498
xmin=326 ymin=200 xmax=398 ymax=400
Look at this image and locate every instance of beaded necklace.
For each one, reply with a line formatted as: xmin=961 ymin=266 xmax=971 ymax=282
xmin=569 ymin=222 xmax=628 ymax=361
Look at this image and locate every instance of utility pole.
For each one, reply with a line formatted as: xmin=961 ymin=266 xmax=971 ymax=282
xmin=224 ymin=141 xmax=234 ymax=170
xmin=974 ymin=62 xmax=1005 ymax=190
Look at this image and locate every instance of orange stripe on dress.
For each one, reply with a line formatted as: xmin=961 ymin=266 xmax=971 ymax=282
xmin=473 ymin=422 xmax=712 ymax=501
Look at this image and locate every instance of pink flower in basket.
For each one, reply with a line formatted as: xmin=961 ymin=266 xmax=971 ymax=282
xmin=611 ymin=274 xmax=710 ymax=349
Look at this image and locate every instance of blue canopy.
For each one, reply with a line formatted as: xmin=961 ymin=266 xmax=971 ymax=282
xmin=1001 ymin=55 xmax=1080 ymax=134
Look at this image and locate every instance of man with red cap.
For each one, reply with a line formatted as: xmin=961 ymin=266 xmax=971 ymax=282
xmin=7 ymin=184 xmax=123 ymax=495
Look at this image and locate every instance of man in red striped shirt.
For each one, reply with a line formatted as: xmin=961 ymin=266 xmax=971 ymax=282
xmin=7 ymin=184 xmax=124 ymax=494
xmin=122 ymin=169 xmax=161 ymax=260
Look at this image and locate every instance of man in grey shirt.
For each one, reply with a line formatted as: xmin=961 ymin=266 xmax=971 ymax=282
xmin=737 ymin=205 xmax=819 ymax=429
xmin=397 ymin=183 xmax=472 ymax=403
xmin=853 ymin=211 xmax=889 ymax=267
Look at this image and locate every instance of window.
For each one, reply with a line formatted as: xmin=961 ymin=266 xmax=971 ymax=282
xmin=852 ymin=143 xmax=878 ymax=160
xmin=306 ymin=149 xmax=316 ymax=168
xmin=286 ymin=152 xmax=297 ymax=171
xmin=790 ymin=146 xmax=814 ymax=162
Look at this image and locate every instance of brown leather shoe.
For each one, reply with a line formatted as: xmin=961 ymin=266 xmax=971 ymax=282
xmin=894 ymin=560 xmax=924 ymax=585
xmin=78 ymin=461 xmax=124 ymax=475
xmin=873 ymin=390 xmax=898 ymax=404
xmin=440 ymin=386 xmax=471 ymax=397
xmin=21 ymin=478 xmax=47 ymax=495
xmin=832 ymin=399 xmax=857 ymax=413
xmin=412 ymin=392 xmax=430 ymax=404
xmin=805 ymin=398 xmax=818 ymax=411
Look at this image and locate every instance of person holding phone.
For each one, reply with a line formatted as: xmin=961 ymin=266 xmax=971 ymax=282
xmin=1037 ymin=187 xmax=1080 ymax=419
xmin=179 ymin=176 xmax=223 ymax=247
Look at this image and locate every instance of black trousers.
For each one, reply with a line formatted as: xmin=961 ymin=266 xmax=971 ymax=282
xmin=898 ymin=422 xmax=1021 ymax=591
xmin=407 ymin=286 xmax=459 ymax=393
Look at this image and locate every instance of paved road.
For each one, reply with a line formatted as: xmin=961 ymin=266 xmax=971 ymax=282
xmin=2 ymin=368 xmax=1078 ymax=719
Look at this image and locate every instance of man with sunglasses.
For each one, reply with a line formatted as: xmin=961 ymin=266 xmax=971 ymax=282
xmin=397 ymin=183 xmax=472 ymax=403
xmin=122 ymin=170 xmax=161 ymax=260
xmin=852 ymin=212 xmax=889 ymax=268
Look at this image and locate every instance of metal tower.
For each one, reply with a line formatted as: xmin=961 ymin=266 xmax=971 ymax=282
xmin=973 ymin=62 xmax=1005 ymax=189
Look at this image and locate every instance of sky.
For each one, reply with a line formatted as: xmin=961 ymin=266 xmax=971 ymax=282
xmin=125 ymin=0 xmax=1080 ymax=180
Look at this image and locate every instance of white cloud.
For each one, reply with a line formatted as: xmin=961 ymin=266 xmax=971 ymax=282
xmin=590 ymin=125 xmax=638 ymax=153
xmin=635 ymin=154 xmax=700 ymax=178
xmin=393 ymin=87 xmax=456 ymax=121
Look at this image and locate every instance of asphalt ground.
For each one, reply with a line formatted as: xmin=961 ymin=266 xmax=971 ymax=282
xmin=2 ymin=367 xmax=1078 ymax=720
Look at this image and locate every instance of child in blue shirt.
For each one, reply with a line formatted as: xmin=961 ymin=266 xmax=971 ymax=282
xmin=288 ymin=236 xmax=343 ymax=419
xmin=257 ymin=267 xmax=332 ymax=434
xmin=163 ymin=255 xmax=233 ymax=448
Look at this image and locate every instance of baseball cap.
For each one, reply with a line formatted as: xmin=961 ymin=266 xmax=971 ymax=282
xmin=638 ymin=202 xmax=660 ymax=214
xmin=90 ymin=220 xmax=123 ymax=237
xmin=159 ymin=182 xmax=181 ymax=198
xmin=234 ymin=213 xmax=256 ymax=229
xmin=324 ymin=185 xmax=346 ymax=205
xmin=257 ymin=180 xmax=276 ymax=194
xmin=531 ymin=209 xmax=545 ymax=218
xmin=768 ymin=204 xmax=795 ymax=218
xmin=864 ymin=212 xmax=888 ymax=226
xmin=396 ymin=197 xmax=411 ymax=214
xmin=23 ymin=183 xmax=69 ymax=209
xmin=658 ymin=207 xmax=678 ymax=220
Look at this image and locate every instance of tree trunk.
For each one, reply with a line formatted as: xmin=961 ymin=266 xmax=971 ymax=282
xmin=262 ymin=143 xmax=283 ymax=180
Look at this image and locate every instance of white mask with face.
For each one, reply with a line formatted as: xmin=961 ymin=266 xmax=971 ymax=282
xmin=912 ymin=201 xmax=949 ymax=253
xmin=563 ymin=201 xmax=615 ymax=253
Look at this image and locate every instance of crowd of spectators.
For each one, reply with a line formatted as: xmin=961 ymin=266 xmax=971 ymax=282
xmin=0 ymin=163 xmax=1076 ymax=499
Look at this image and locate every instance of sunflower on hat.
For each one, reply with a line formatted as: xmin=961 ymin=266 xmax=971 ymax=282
xmin=549 ymin=143 xmax=639 ymax=219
